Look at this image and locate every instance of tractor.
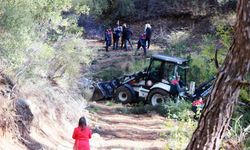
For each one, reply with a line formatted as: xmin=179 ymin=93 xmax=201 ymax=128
xmin=91 ymin=54 xmax=215 ymax=107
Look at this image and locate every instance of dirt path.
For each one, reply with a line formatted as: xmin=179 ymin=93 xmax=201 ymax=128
xmin=84 ymin=40 xmax=167 ymax=150
xmin=88 ymin=102 xmax=167 ymax=150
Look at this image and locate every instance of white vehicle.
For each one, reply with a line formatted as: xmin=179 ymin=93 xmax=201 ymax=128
xmin=91 ymin=54 xmax=215 ymax=106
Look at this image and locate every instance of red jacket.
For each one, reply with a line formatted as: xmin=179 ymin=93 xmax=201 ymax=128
xmin=72 ymin=127 xmax=92 ymax=150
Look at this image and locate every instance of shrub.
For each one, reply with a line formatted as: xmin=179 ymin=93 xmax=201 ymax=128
xmin=164 ymin=117 xmax=197 ymax=149
xmin=163 ymin=100 xmax=193 ymax=121
xmin=95 ymin=67 xmax=124 ymax=81
xmin=112 ymin=0 xmax=135 ymax=19
xmin=129 ymin=59 xmax=150 ymax=73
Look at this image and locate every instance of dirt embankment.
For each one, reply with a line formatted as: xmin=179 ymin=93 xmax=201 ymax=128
xmin=0 ymin=74 xmax=43 ymax=149
xmin=0 ymin=73 xmax=87 ymax=150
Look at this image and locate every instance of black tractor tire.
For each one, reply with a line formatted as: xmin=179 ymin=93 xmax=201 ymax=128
xmin=147 ymin=89 xmax=172 ymax=106
xmin=114 ymin=86 xmax=133 ymax=104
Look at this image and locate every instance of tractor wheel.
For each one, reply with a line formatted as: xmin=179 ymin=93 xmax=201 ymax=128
xmin=148 ymin=89 xmax=172 ymax=106
xmin=114 ymin=86 xmax=133 ymax=104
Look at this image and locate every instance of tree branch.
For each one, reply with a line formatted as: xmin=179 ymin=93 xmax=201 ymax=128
xmin=214 ymin=47 xmax=220 ymax=69
xmin=240 ymin=80 xmax=250 ymax=87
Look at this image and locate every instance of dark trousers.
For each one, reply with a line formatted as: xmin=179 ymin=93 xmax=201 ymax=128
xmin=121 ymin=36 xmax=125 ymax=48
xmin=136 ymin=41 xmax=146 ymax=55
xmin=146 ymin=37 xmax=151 ymax=49
xmin=105 ymin=40 xmax=111 ymax=51
xmin=113 ymin=36 xmax=120 ymax=50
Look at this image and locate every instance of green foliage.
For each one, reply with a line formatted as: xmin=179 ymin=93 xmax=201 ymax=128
xmin=72 ymin=0 xmax=108 ymax=16
xmin=116 ymin=100 xmax=194 ymax=121
xmin=72 ymin=0 xmax=135 ymax=21
xmin=216 ymin=23 xmax=233 ymax=50
xmin=95 ymin=67 xmax=124 ymax=81
xmin=164 ymin=100 xmax=193 ymax=121
xmin=232 ymin=105 xmax=250 ymax=132
xmin=167 ymin=41 xmax=189 ymax=57
xmin=0 ymin=0 xmax=70 ymax=71
xmin=188 ymin=35 xmax=218 ymax=84
xmin=245 ymin=137 xmax=250 ymax=149
xmin=240 ymin=89 xmax=250 ymax=103
xmin=164 ymin=118 xmax=197 ymax=149
xmin=87 ymin=105 xmax=100 ymax=113
xmin=239 ymin=73 xmax=250 ymax=104
xmin=224 ymin=113 xmax=250 ymax=149
xmin=188 ymin=27 xmax=231 ymax=84
xmin=52 ymin=38 xmax=92 ymax=78
xmin=105 ymin=101 xmax=115 ymax=106
xmin=130 ymin=59 xmax=150 ymax=73
xmin=0 ymin=0 xmax=93 ymax=82
xmin=126 ymin=102 xmax=153 ymax=114
xmin=112 ymin=0 xmax=135 ymax=19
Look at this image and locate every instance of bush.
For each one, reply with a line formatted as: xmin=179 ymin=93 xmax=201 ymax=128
xmin=240 ymin=89 xmax=250 ymax=103
xmin=95 ymin=67 xmax=124 ymax=81
xmin=164 ymin=100 xmax=193 ymax=121
xmin=118 ymin=100 xmax=194 ymax=120
xmin=129 ymin=59 xmax=150 ymax=73
xmin=164 ymin=116 xmax=197 ymax=149
xmin=112 ymin=0 xmax=135 ymax=19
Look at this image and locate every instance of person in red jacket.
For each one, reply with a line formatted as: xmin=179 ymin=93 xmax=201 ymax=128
xmin=72 ymin=116 xmax=92 ymax=150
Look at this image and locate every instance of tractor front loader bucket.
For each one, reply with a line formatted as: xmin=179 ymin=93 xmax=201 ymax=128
xmin=91 ymin=79 xmax=120 ymax=101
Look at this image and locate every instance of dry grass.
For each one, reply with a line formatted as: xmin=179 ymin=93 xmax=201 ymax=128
xmin=0 ymin=72 xmax=89 ymax=149
xmin=20 ymin=78 xmax=88 ymax=149
xmin=0 ymin=75 xmax=22 ymax=149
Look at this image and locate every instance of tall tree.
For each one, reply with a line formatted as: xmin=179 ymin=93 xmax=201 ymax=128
xmin=187 ymin=0 xmax=250 ymax=149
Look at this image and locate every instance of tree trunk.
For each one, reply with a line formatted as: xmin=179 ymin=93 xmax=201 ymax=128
xmin=187 ymin=0 xmax=250 ymax=149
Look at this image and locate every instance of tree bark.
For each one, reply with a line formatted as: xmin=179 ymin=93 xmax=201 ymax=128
xmin=187 ymin=0 xmax=250 ymax=149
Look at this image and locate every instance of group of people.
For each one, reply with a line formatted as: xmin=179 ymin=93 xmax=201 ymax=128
xmin=105 ymin=21 xmax=152 ymax=56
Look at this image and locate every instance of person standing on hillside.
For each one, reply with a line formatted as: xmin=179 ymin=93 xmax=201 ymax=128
xmin=72 ymin=116 xmax=92 ymax=150
xmin=145 ymin=24 xmax=152 ymax=49
xmin=135 ymin=32 xmax=147 ymax=56
xmin=123 ymin=25 xmax=133 ymax=50
xmin=121 ymin=23 xmax=127 ymax=49
xmin=113 ymin=21 xmax=123 ymax=50
xmin=104 ymin=27 xmax=112 ymax=52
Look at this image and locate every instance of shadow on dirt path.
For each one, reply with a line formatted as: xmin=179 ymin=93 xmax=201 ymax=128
xmin=88 ymin=102 xmax=167 ymax=150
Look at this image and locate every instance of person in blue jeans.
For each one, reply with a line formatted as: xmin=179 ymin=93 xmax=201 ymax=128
xmin=105 ymin=27 xmax=112 ymax=52
xmin=113 ymin=22 xmax=123 ymax=50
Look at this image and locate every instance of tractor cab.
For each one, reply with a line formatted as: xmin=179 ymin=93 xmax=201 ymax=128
xmin=146 ymin=54 xmax=188 ymax=87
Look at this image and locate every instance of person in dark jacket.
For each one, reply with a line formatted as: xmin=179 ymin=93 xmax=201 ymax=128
xmin=135 ymin=33 xmax=147 ymax=56
xmin=123 ymin=25 xmax=133 ymax=50
xmin=121 ymin=23 xmax=127 ymax=49
xmin=113 ymin=21 xmax=123 ymax=50
xmin=104 ymin=27 xmax=112 ymax=52
xmin=145 ymin=24 xmax=152 ymax=49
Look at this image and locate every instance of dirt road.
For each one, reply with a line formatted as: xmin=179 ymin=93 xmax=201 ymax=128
xmin=88 ymin=102 xmax=167 ymax=150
